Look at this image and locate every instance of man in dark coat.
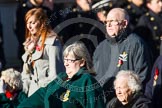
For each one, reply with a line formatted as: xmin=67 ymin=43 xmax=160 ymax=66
xmin=145 ymin=55 xmax=162 ymax=108
xmin=93 ymin=8 xmax=153 ymax=104
xmin=124 ymin=0 xmax=146 ymax=31
xmin=134 ymin=0 xmax=162 ymax=61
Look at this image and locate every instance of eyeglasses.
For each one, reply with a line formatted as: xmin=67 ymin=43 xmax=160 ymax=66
xmin=64 ymin=58 xmax=81 ymax=63
xmin=105 ymin=20 xmax=124 ymax=26
xmin=114 ymin=86 xmax=129 ymax=91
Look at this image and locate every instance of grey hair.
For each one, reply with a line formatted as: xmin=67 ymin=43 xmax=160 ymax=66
xmin=114 ymin=70 xmax=142 ymax=93
xmin=63 ymin=41 xmax=94 ymax=73
xmin=1 ymin=68 xmax=23 ymax=90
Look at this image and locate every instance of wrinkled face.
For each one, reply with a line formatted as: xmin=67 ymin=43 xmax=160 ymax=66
xmin=147 ymin=0 xmax=162 ymax=14
xmin=64 ymin=54 xmax=84 ymax=78
xmin=114 ymin=77 xmax=133 ymax=105
xmin=26 ymin=15 xmax=41 ymax=35
xmin=106 ymin=11 xmax=127 ymax=38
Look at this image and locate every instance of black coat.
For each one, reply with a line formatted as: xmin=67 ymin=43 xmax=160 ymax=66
xmin=107 ymin=92 xmax=152 ymax=108
xmin=145 ymin=55 xmax=162 ymax=108
xmin=124 ymin=3 xmax=146 ymax=31
xmin=134 ymin=10 xmax=162 ymax=60
xmin=93 ymin=31 xmax=153 ymax=103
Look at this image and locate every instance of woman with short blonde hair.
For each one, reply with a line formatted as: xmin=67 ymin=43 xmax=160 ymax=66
xmin=0 ymin=68 xmax=27 ymax=107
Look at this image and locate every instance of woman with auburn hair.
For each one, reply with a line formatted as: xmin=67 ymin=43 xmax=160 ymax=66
xmin=21 ymin=8 xmax=64 ymax=97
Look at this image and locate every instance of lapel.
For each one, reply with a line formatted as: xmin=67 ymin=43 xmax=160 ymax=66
xmin=44 ymin=73 xmax=66 ymax=108
xmin=22 ymin=52 xmax=30 ymax=62
xmin=44 ymin=69 xmax=86 ymax=108
xmin=31 ymin=49 xmax=43 ymax=61
xmin=32 ymin=35 xmax=56 ymax=61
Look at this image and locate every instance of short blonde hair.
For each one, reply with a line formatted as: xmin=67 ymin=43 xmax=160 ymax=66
xmin=1 ymin=68 xmax=23 ymax=90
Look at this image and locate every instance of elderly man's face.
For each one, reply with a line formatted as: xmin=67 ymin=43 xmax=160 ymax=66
xmin=114 ymin=77 xmax=133 ymax=105
xmin=106 ymin=10 xmax=127 ymax=38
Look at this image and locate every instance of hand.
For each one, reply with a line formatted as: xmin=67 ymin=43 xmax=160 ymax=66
xmin=0 ymin=79 xmax=6 ymax=93
xmin=23 ymin=37 xmax=31 ymax=46
xmin=23 ymin=38 xmax=36 ymax=53
xmin=97 ymin=12 xmax=106 ymax=23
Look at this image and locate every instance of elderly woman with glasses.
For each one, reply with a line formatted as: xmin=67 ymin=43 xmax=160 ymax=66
xmin=0 ymin=68 xmax=27 ymax=108
xmin=107 ymin=70 xmax=152 ymax=108
xmin=18 ymin=41 xmax=105 ymax=108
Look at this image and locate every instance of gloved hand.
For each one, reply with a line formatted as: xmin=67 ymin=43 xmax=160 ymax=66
xmin=0 ymin=78 xmax=6 ymax=93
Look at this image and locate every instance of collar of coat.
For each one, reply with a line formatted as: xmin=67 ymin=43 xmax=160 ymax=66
xmin=111 ymin=92 xmax=144 ymax=107
xmin=22 ymin=34 xmax=57 ymax=62
xmin=60 ymin=67 xmax=88 ymax=82
xmin=106 ymin=29 xmax=128 ymax=44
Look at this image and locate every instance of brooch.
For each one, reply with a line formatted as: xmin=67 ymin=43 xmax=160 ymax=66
xmin=153 ymin=67 xmax=159 ymax=86
xmin=60 ymin=90 xmax=70 ymax=102
xmin=5 ymin=91 xmax=17 ymax=100
xmin=35 ymin=45 xmax=41 ymax=51
xmin=117 ymin=52 xmax=128 ymax=67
